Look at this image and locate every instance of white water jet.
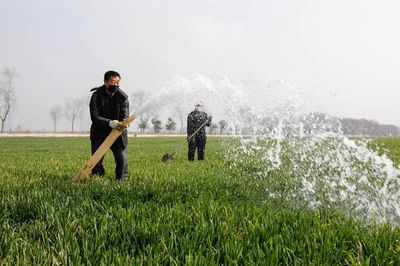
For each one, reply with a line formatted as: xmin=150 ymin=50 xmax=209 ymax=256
xmin=144 ymin=72 xmax=400 ymax=224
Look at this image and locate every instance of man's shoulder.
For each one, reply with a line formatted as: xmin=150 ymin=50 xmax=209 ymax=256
xmin=117 ymin=89 xmax=128 ymax=99
xmin=90 ymin=86 xmax=104 ymax=95
xmin=189 ymin=111 xmax=207 ymax=117
xmin=90 ymin=85 xmax=103 ymax=91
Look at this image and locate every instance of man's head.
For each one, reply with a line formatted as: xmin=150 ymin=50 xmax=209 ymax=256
xmin=195 ymin=102 xmax=204 ymax=112
xmin=104 ymin=70 xmax=121 ymax=94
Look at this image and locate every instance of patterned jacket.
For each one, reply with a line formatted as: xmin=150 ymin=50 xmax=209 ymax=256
xmin=187 ymin=110 xmax=211 ymax=139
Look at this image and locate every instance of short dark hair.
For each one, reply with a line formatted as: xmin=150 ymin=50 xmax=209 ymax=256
xmin=104 ymin=70 xmax=121 ymax=82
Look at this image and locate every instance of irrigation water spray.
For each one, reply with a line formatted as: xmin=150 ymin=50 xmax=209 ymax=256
xmin=145 ymin=72 xmax=400 ymax=224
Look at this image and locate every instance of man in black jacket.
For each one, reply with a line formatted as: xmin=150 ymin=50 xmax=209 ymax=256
xmin=89 ymin=70 xmax=129 ymax=180
xmin=187 ymin=102 xmax=212 ymax=161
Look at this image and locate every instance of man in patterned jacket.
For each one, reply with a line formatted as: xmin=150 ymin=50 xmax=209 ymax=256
xmin=187 ymin=102 xmax=212 ymax=161
xmin=89 ymin=70 xmax=129 ymax=180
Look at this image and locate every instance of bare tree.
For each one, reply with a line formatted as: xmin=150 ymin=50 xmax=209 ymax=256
xmin=131 ymin=91 xmax=154 ymax=133
xmin=50 ymin=105 xmax=62 ymax=133
xmin=65 ymin=98 xmax=84 ymax=133
xmin=138 ymin=115 xmax=150 ymax=133
xmin=219 ymin=120 xmax=228 ymax=135
xmin=0 ymin=68 xmax=17 ymax=133
xmin=165 ymin=117 xmax=177 ymax=134
xmin=209 ymin=122 xmax=218 ymax=135
xmin=239 ymin=107 xmax=257 ymax=134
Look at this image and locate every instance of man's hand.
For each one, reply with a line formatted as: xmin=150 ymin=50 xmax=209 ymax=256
xmin=116 ymin=122 xmax=128 ymax=131
xmin=109 ymin=120 xmax=120 ymax=129
xmin=110 ymin=120 xmax=129 ymax=130
xmin=208 ymin=115 xmax=212 ymax=123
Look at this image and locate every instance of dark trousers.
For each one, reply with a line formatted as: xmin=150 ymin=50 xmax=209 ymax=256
xmin=91 ymin=139 xmax=128 ymax=180
xmin=188 ymin=136 xmax=206 ymax=161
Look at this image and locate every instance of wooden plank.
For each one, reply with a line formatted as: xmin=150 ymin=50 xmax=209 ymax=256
xmin=73 ymin=114 xmax=136 ymax=181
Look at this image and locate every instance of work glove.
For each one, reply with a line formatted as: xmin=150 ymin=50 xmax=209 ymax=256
xmin=109 ymin=120 xmax=120 ymax=129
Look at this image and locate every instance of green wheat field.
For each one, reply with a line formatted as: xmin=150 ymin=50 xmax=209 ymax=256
xmin=0 ymin=136 xmax=400 ymax=265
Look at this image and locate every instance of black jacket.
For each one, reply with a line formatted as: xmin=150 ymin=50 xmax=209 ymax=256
xmin=89 ymin=85 xmax=129 ymax=148
xmin=187 ymin=110 xmax=211 ymax=139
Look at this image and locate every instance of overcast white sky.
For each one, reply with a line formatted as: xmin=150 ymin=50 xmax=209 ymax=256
xmin=1 ymin=0 xmax=399 ymax=131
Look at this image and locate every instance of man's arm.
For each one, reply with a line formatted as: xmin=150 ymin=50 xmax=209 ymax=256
xmin=90 ymin=93 xmax=111 ymax=127
xmin=187 ymin=113 xmax=192 ymax=134
xmin=119 ymin=97 xmax=129 ymax=121
xmin=205 ymin=113 xmax=212 ymax=126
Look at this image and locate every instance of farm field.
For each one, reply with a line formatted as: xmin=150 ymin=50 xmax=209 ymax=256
xmin=0 ymin=136 xmax=400 ymax=264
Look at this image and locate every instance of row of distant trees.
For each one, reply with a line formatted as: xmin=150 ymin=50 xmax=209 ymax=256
xmin=233 ymin=111 xmax=400 ymax=137
xmin=2 ymin=66 xmax=399 ymax=136
xmin=0 ymin=66 xmax=88 ymax=133
xmin=49 ymin=98 xmax=86 ymax=133
xmin=45 ymin=103 xmax=400 ymax=136
xmin=46 ymin=89 xmax=231 ymax=134
xmin=129 ymin=91 xmax=229 ymax=134
xmin=143 ymin=117 xmax=229 ymax=134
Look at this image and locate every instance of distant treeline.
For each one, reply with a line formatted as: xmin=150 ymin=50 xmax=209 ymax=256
xmin=340 ymin=118 xmax=399 ymax=136
xmin=238 ymin=112 xmax=400 ymax=137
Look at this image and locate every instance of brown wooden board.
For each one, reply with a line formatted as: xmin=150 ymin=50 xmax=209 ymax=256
xmin=73 ymin=115 xmax=136 ymax=181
